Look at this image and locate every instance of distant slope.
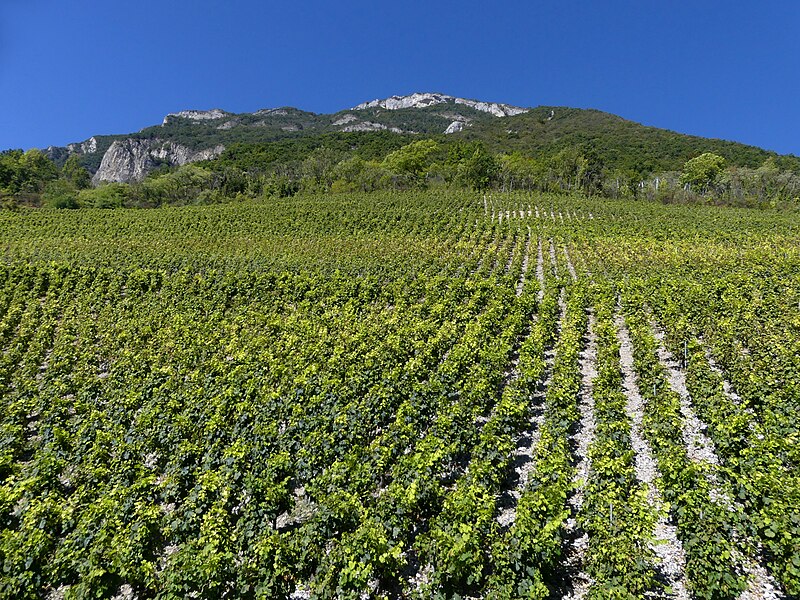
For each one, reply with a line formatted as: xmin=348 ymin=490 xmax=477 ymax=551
xmin=39 ymin=93 xmax=799 ymax=182
xmin=461 ymin=107 xmax=796 ymax=173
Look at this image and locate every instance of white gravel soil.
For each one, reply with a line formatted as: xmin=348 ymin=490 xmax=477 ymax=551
xmin=651 ymin=325 xmax=720 ymax=467
xmin=737 ymin=555 xmax=786 ymax=600
xmin=616 ymin=314 xmax=691 ymax=600
xmin=640 ymin=322 xmax=787 ymax=599
xmin=496 ymin=289 xmax=566 ymax=529
xmin=564 ymin=245 xmax=577 ymax=281
xmin=704 ymin=349 xmax=740 ymax=402
xmin=701 ymin=345 xmax=785 ymax=600
xmin=516 ymin=229 xmax=532 ymax=297
xmin=536 ymin=237 xmax=545 ymax=300
xmin=289 ymin=585 xmax=311 ymax=599
xmin=560 ymin=310 xmax=598 ymax=600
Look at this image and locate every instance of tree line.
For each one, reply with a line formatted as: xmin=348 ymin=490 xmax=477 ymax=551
xmin=2 ymin=138 xmax=798 ymax=210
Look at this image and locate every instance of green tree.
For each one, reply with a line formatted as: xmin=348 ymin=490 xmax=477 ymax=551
xmin=576 ymin=146 xmax=606 ymax=195
xmin=61 ymin=155 xmax=92 ymax=189
xmin=18 ymin=149 xmax=58 ymax=192
xmin=457 ymin=143 xmax=498 ymax=191
xmin=680 ymin=152 xmax=726 ymax=192
xmin=0 ymin=150 xmax=20 ymax=195
xmin=382 ymin=139 xmax=439 ymax=186
xmin=78 ymin=182 xmax=130 ymax=208
xmin=300 ymin=147 xmax=343 ymax=192
xmin=0 ymin=149 xmax=58 ymax=197
xmin=605 ymin=168 xmax=642 ymax=199
xmin=497 ymin=153 xmax=540 ymax=191
xmin=543 ymin=147 xmax=585 ymax=192
xmin=446 ymin=141 xmax=481 ymax=167
xmin=332 ymin=156 xmax=366 ymax=185
xmin=42 ymin=179 xmax=79 ymax=209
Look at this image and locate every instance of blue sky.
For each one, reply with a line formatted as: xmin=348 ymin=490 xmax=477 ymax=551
xmin=1 ymin=0 xmax=798 ymax=155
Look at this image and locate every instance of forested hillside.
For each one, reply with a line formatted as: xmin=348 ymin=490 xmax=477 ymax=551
xmin=4 ymin=131 xmax=799 ymax=211
xmin=2 ymin=94 xmax=794 ymax=212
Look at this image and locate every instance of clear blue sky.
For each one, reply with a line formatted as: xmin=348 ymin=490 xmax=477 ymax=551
xmin=1 ymin=0 xmax=798 ymax=155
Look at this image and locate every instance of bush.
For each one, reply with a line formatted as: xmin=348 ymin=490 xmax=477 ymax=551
xmin=42 ymin=180 xmax=79 ymax=209
xmin=78 ymin=183 xmax=130 ymax=208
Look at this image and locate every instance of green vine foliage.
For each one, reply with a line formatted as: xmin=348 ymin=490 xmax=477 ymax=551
xmin=0 ymin=191 xmax=798 ymax=598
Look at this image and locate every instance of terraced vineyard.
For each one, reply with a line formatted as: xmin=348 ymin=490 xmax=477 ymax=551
xmin=0 ymin=192 xmax=798 ymax=599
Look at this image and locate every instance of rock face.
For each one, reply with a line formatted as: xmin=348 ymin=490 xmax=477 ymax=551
xmin=162 ymin=109 xmax=228 ymax=125
xmin=255 ymin=108 xmax=288 ymax=117
xmin=353 ymin=92 xmax=528 ymax=117
xmin=42 ymin=93 xmax=531 ymax=184
xmin=340 ymin=121 xmax=405 ymax=134
xmin=93 ymin=139 xmax=224 ymax=184
xmin=453 ymin=97 xmax=528 ymax=117
xmin=354 ymin=92 xmax=452 ymax=111
xmin=444 ymin=121 xmax=466 ymax=134
xmin=333 ymin=113 xmax=406 ymax=132
xmin=45 ymin=136 xmax=100 ymax=165
xmin=332 ymin=114 xmax=358 ymax=126
xmin=67 ymin=137 xmax=98 ymax=155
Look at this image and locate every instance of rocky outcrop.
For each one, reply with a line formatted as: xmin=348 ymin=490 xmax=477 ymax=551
xmin=93 ymin=139 xmax=224 ymax=184
xmin=92 ymin=139 xmax=154 ymax=183
xmin=332 ymin=114 xmax=358 ymax=126
xmin=45 ymin=136 xmax=99 ymax=164
xmin=39 ymin=93 xmax=532 ymax=184
xmin=341 ymin=121 xmax=405 ymax=134
xmin=453 ymin=97 xmax=528 ymax=117
xmin=67 ymin=137 xmax=98 ymax=155
xmin=444 ymin=121 xmax=466 ymax=134
xmin=440 ymin=112 xmax=472 ymax=123
xmin=355 ymin=92 xmax=451 ymax=111
xmin=255 ymin=108 xmax=288 ymax=117
xmin=162 ymin=109 xmax=228 ymax=125
xmin=353 ymin=92 xmax=528 ymax=117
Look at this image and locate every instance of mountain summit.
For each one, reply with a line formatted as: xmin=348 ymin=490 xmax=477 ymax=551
xmin=40 ymin=93 xmax=795 ymax=185
xmin=352 ymin=92 xmax=529 ymax=118
xmin=46 ymin=93 xmax=534 ymax=183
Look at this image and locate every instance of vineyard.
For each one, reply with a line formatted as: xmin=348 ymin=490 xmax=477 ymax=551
xmin=0 ymin=192 xmax=799 ymax=600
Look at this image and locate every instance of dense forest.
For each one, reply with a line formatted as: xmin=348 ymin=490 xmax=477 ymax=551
xmin=3 ymin=129 xmax=799 ymax=211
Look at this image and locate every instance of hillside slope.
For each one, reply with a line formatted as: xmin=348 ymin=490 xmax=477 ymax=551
xmin=39 ymin=93 xmax=800 ymax=183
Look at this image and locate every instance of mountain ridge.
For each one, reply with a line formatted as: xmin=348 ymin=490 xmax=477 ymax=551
xmin=38 ymin=93 xmax=799 ymax=184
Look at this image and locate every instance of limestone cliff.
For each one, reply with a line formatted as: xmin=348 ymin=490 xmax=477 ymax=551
xmin=41 ymin=92 xmax=533 ymax=184
xmin=444 ymin=121 xmax=466 ymax=134
xmin=162 ymin=109 xmax=229 ymax=125
xmin=67 ymin=137 xmax=98 ymax=155
xmin=92 ymin=139 xmax=224 ymax=184
xmin=353 ymin=93 xmax=528 ymax=117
